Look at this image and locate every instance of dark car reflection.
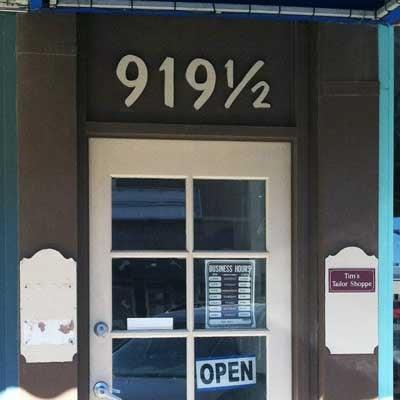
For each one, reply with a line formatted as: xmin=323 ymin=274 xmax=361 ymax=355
xmin=160 ymin=303 xmax=266 ymax=330
xmin=113 ymin=338 xmax=186 ymax=400
xmin=113 ymin=336 xmax=266 ymax=400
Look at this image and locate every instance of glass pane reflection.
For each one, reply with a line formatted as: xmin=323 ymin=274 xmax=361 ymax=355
xmin=194 ymin=259 xmax=266 ymax=329
xmin=112 ymin=178 xmax=186 ymax=250
xmin=113 ymin=258 xmax=186 ymax=330
xmin=194 ymin=180 xmax=266 ymax=251
xmin=195 ymin=337 xmax=266 ymax=400
xmin=113 ymin=338 xmax=186 ymax=400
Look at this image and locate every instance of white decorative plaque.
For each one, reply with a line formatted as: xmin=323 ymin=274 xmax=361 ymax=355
xmin=325 ymin=247 xmax=378 ymax=354
xmin=20 ymin=249 xmax=77 ymax=363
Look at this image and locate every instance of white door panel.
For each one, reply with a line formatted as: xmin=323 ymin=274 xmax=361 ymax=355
xmin=89 ymin=139 xmax=291 ymax=400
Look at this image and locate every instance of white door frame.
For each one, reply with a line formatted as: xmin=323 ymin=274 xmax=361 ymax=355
xmin=89 ymin=138 xmax=292 ymax=400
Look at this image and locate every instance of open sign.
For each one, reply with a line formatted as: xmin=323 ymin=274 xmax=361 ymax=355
xmin=196 ymin=355 xmax=256 ymax=391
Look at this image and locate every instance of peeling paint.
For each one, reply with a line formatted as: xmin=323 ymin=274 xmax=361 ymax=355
xmin=58 ymin=320 xmax=74 ymax=334
xmin=20 ymin=249 xmax=77 ymax=362
xmin=38 ymin=321 xmax=46 ymax=332
xmin=23 ymin=319 xmax=76 ymax=346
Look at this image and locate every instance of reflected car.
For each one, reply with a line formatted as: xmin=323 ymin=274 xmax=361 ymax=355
xmin=112 ymin=306 xmax=267 ymax=400
xmin=113 ymin=337 xmax=266 ymax=400
xmin=160 ymin=303 xmax=266 ymax=330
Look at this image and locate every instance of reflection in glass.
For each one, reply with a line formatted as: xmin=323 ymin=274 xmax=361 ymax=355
xmin=112 ymin=259 xmax=186 ymax=330
xmin=194 ymin=180 xmax=266 ymax=251
xmin=193 ymin=259 xmax=266 ymax=329
xmin=112 ymin=178 xmax=186 ymax=250
xmin=195 ymin=337 xmax=266 ymax=400
xmin=113 ymin=338 xmax=186 ymax=400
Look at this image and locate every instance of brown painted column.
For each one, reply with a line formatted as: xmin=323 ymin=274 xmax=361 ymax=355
xmin=316 ymin=24 xmax=379 ymax=400
xmin=17 ymin=14 xmax=78 ymax=400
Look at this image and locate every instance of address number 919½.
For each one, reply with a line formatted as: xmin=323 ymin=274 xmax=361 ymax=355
xmin=116 ymin=55 xmax=271 ymax=111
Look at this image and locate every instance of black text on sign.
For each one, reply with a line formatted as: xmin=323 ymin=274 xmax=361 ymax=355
xmin=196 ymin=355 xmax=257 ymax=391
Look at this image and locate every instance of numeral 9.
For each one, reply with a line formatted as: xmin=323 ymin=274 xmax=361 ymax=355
xmin=185 ymin=58 xmax=216 ymax=110
xmin=116 ymin=55 xmax=148 ymax=107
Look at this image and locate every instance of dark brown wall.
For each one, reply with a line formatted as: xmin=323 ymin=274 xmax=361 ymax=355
xmin=16 ymin=14 xmax=379 ymax=400
xmin=17 ymin=13 xmax=78 ymax=398
xmin=85 ymin=15 xmax=294 ymax=126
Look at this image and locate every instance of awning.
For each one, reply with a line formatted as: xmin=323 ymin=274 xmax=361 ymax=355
xmin=35 ymin=0 xmax=400 ymax=24
xmin=2 ymin=1 xmax=400 ymax=25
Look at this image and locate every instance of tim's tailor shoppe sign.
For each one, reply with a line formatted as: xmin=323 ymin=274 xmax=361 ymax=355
xmin=328 ymin=268 xmax=375 ymax=293
xmin=325 ymin=247 xmax=378 ymax=355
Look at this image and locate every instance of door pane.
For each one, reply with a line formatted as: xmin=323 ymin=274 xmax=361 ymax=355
xmin=195 ymin=337 xmax=266 ymax=400
xmin=194 ymin=259 xmax=266 ymax=329
xmin=113 ymin=338 xmax=186 ymax=400
xmin=194 ymin=180 xmax=266 ymax=251
xmin=113 ymin=258 xmax=186 ymax=330
xmin=112 ymin=178 xmax=186 ymax=250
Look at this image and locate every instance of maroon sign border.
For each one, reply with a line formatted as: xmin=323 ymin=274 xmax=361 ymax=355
xmin=328 ymin=268 xmax=376 ymax=293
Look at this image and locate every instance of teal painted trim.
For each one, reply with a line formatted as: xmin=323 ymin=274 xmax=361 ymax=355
xmin=379 ymin=24 xmax=394 ymax=400
xmin=0 ymin=13 xmax=18 ymax=394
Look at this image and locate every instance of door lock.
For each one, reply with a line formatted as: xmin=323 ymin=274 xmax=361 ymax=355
xmin=93 ymin=381 xmax=121 ymax=400
xmin=94 ymin=322 xmax=109 ymax=337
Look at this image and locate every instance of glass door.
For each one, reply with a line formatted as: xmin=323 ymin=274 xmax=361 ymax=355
xmin=89 ymin=139 xmax=291 ymax=400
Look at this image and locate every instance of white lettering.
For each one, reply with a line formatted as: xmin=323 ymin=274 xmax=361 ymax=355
xmin=116 ymin=56 xmax=272 ymax=111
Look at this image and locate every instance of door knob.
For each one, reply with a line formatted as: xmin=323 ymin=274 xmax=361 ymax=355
xmin=93 ymin=381 xmax=121 ymax=400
